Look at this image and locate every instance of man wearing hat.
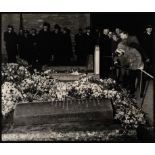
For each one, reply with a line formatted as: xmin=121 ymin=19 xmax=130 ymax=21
xmin=38 ymin=22 xmax=52 ymax=66
xmin=4 ymin=25 xmax=18 ymax=63
xmin=75 ymin=28 xmax=85 ymax=65
xmin=83 ymin=26 xmax=96 ymax=66
xmin=99 ymin=28 xmax=112 ymax=78
xmin=138 ymin=25 xmax=153 ymax=97
xmin=61 ymin=27 xmax=73 ymax=65
xmin=52 ymin=24 xmax=63 ymax=65
xmin=140 ymin=25 xmax=153 ymax=68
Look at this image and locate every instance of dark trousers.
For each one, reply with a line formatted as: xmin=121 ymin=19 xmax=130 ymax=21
xmin=140 ymin=72 xmax=147 ymax=97
xmin=126 ymin=70 xmax=139 ymax=94
xmin=100 ymin=57 xmax=113 ymax=79
xmin=139 ymin=62 xmax=153 ymax=97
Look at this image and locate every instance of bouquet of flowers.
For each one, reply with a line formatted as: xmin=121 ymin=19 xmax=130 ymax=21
xmin=113 ymin=97 xmax=146 ymax=130
xmin=68 ymin=77 xmax=102 ymax=99
xmin=16 ymin=56 xmax=29 ymax=67
xmin=2 ymin=63 xmax=31 ymax=84
xmin=2 ymin=82 xmax=24 ymax=116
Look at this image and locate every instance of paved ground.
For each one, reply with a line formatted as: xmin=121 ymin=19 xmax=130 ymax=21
xmin=2 ymin=129 xmax=137 ymax=142
xmin=135 ymin=79 xmax=154 ymax=126
xmin=142 ymin=80 xmax=154 ymax=126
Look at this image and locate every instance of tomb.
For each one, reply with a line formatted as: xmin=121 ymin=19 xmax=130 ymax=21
xmin=14 ymin=99 xmax=113 ymax=126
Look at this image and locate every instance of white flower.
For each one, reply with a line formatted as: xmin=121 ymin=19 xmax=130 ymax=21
xmin=100 ymin=79 xmax=103 ymax=82
xmin=2 ymin=82 xmax=23 ymax=116
xmin=119 ymin=111 xmax=124 ymax=115
xmin=44 ymin=69 xmax=51 ymax=74
xmin=71 ymin=71 xmax=79 ymax=75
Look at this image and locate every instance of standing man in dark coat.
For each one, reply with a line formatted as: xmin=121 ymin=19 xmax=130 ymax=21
xmin=52 ymin=24 xmax=63 ymax=65
xmin=21 ymin=30 xmax=32 ymax=63
xmin=99 ymin=28 xmax=112 ymax=78
xmin=115 ymin=27 xmax=122 ymax=38
xmin=18 ymin=29 xmax=33 ymax=64
xmin=83 ymin=27 xmax=96 ymax=66
xmin=111 ymin=33 xmax=121 ymax=80
xmin=111 ymin=33 xmax=120 ymax=54
xmin=18 ymin=28 xmax=25 ymax=59
xmin=4 ymin=25 xmax=18 ymax=63
xmin=38 ymin=22 xmax=52 ymax=66
xmin=140 ymin=25 xmax=153 ymax=69
xmin=29 ymin=28 xmax=38 ymax=67
xmin=93 ymin=28 xmax=100 ymax=45
xmin=62 ymin=27 xmax=73 ymax=65
xmin=75 ymin=28 xmax=86 ymax=65
xmin=84 ymin=27 xmax=95 ymax=55
xmin=139 ymin=25 xmax=153 ymax=97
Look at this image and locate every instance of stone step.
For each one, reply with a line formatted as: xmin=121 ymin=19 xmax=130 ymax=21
xmin=50 ymin=73 xmax=98 ymax=82
xmin=51 ymin=73 xmax=84 ymax=81
xmin=42 ymin=66 xmax=89 ymax=72
xmin=135 ymin=79 xmax=154 ymax=126
xmin=13 ymin=99 xmax=113 ymax=126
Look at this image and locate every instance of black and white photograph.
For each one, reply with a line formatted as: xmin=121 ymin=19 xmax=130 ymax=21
xmin=1 ymin=12 xmax=154 ymax=142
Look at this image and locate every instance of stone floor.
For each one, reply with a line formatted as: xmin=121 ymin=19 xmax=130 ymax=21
xmin=142 ymin=80 xmax=154 ymax=126
xmin=2 ymin=126 xmax=137 ymax=142
xmin=135 ymin=79 xmax=154 ymax=126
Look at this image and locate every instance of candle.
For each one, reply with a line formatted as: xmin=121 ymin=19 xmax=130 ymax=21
xmin=94 ymin=45 xmax=100 ymax=75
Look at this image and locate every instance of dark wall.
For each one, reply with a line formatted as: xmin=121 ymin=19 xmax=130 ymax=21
xmin=22 ymin=13 xmax=90 ymax=39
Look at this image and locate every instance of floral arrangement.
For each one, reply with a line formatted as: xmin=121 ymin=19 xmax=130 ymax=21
xmin=1 ymin=63 xmax=146 ymax=131
xmin=68 ymin=76 xmax=104 ymax=99
xmin=113 ymin=98 xmax=146 ymax=130
xmin=16 ymin=56 xmax=29 ymax=67
xmin=1 ymin=63 xmax=31 ymax=84
xmin=2 ymin=82 xmax=24 ymax=116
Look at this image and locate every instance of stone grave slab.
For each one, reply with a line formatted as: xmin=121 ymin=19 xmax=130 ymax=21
xmin=51 ymin=73 xmax=84 ymax=81
xmin=13 ymin=99 xmax=113 ymax=126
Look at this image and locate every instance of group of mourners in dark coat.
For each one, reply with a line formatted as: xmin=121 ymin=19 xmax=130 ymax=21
xmin=98 ymin=25 xmax=153 ymax=97
xmin=4 ymin=23 xmax=73 ymax=66
xmin=106 ymin=25 xmax=153 ymax=97
xmin=4 ymin=23 xmax=97 ymax=67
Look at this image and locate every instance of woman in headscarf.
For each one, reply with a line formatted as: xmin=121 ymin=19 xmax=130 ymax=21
xmin=114 ymin=41 xmax=144 ymax=95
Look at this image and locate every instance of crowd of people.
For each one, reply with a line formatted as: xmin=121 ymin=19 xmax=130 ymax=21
xmin=4 ymin=23 xmax=72 ymax=66
xmin=4 ymin=23 xmax=97 ymax=67
xmin=98 ymin=26 xmax=153 ymax=97
xmin=4 ymin=22 xmax=153 ymax=96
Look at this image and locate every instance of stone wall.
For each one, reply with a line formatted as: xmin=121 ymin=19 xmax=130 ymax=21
xmin=1 ymin=13 xmax=90 ymax=62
